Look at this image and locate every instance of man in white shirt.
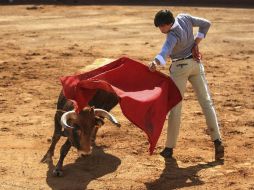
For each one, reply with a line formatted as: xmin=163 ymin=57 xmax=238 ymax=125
xmin=149 ymin=10 xmax=224 ymax=161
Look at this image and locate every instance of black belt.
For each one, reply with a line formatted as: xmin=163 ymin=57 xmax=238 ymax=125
xmin=172 ymin=55 xmax=193 ymax=62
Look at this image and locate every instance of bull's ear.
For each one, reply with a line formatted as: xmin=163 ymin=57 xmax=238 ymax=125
xmin=68 ymin=114 xmax=78 ymax=126
xmin=69 ymin=112 xmax=78 ymax=121
xmin=95 ymin=116 xmax=104 ymax=126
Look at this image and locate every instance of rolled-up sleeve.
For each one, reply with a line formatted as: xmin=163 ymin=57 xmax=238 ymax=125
xmin=186 ymin=14 xmax=211 ymax=38
xmin=155 ymin=34 xmax=177 ymax=65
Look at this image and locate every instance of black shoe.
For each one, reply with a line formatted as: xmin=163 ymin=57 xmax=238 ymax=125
xmin=160 ymin=147 xmax=173 ymax=159
xmin=214 ymin=139 xmax=224 ymax=160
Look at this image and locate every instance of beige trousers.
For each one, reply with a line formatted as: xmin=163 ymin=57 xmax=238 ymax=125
xmin=166 ymin=59 xmax=221 ymax=148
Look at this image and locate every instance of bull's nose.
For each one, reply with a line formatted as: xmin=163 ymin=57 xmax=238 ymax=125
xmin=78 ymin=150 xmax=92 ymax=157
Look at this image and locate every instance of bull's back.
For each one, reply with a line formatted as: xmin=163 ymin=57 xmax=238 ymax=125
xmin=57 ymin=89 xmax=118 ymax=112
xmin=88 ymin=89 xmax=118 ymax=112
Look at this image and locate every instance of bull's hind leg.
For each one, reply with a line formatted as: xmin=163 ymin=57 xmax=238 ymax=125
xmin=41 ymin=113 xmax=62 ymax=163
xmin=53 ymin=139 xmax=71 ymax=177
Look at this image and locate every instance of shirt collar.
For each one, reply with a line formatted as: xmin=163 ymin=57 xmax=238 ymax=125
xmin=171 ymin=20 xmax=178 ymax=29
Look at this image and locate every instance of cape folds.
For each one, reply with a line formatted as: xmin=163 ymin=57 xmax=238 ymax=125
xmin=60 ymin=57 xmax=182 ymax=154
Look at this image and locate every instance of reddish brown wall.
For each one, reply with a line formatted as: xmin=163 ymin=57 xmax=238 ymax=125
xmin=1 ymin=0 xmax=254 ymax=7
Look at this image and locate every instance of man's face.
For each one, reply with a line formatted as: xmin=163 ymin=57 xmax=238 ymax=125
xmin=158 ymin=24 xmax=172 ymax=34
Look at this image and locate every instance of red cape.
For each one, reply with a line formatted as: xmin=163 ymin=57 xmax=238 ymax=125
xmin=60 ymin=57 xmax=182 ymax=154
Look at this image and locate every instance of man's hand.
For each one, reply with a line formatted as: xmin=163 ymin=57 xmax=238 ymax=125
xmin=192 ymin=43 xmax=202 ymax=62
xmin=148 ymin=60 xmax=157 ymax=72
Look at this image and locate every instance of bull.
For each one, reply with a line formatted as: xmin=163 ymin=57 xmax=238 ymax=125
xmin=41 ymin=89 xmax=119 ymax=176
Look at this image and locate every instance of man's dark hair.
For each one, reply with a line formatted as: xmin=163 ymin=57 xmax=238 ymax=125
xmin=154 ymin=10 xmax=175 ymax=27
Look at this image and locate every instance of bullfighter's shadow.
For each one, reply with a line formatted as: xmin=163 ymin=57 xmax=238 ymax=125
xmin=46 ymin=146 xmax=121 ymax=190
xmin=145 ymin=158 xmax=223 ymax=190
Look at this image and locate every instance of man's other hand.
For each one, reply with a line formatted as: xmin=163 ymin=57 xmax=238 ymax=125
xmin=192 ymin=43 xmax=202 ymax=62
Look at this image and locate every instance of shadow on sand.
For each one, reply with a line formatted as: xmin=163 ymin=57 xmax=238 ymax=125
xmin=146 ymin=158 xmax=224 ymax=190
xmin=45 ymin=146 xmax=121 ymax=190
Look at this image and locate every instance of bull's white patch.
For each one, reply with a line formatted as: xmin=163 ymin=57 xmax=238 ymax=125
xmin=78 ymin=150 xmax=92 ymax=157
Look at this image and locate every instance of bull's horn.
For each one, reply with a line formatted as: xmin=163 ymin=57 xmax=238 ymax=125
xmin=60 ymin=110 xmax=76 ymax=129
xmin=94 ymin=109 xmax=121 ymax=127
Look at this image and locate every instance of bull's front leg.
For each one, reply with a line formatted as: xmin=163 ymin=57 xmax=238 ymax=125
xmin=41 ymin=114 xmax=62 ymax=163
xmin=53 ymin=139 xmax=71 ymax=177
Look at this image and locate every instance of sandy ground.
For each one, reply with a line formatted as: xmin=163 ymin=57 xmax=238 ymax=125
xmin=0 ymin=5 xmax=254 ymax=190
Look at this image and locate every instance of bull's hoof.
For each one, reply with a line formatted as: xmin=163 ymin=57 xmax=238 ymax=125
xmin=53 ymin=169 xmax=63 ymax=177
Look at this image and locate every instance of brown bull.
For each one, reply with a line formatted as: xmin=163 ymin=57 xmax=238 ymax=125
xmin=41 ymin=89 xmax=119 ymax=176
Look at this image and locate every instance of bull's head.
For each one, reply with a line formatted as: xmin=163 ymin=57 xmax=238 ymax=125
xmin=60 ymin=107 xmax=120 ymax=156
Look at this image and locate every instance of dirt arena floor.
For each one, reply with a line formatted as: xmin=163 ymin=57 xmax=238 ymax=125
xmin=0 ymin=5 xmax=254 ymax=190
